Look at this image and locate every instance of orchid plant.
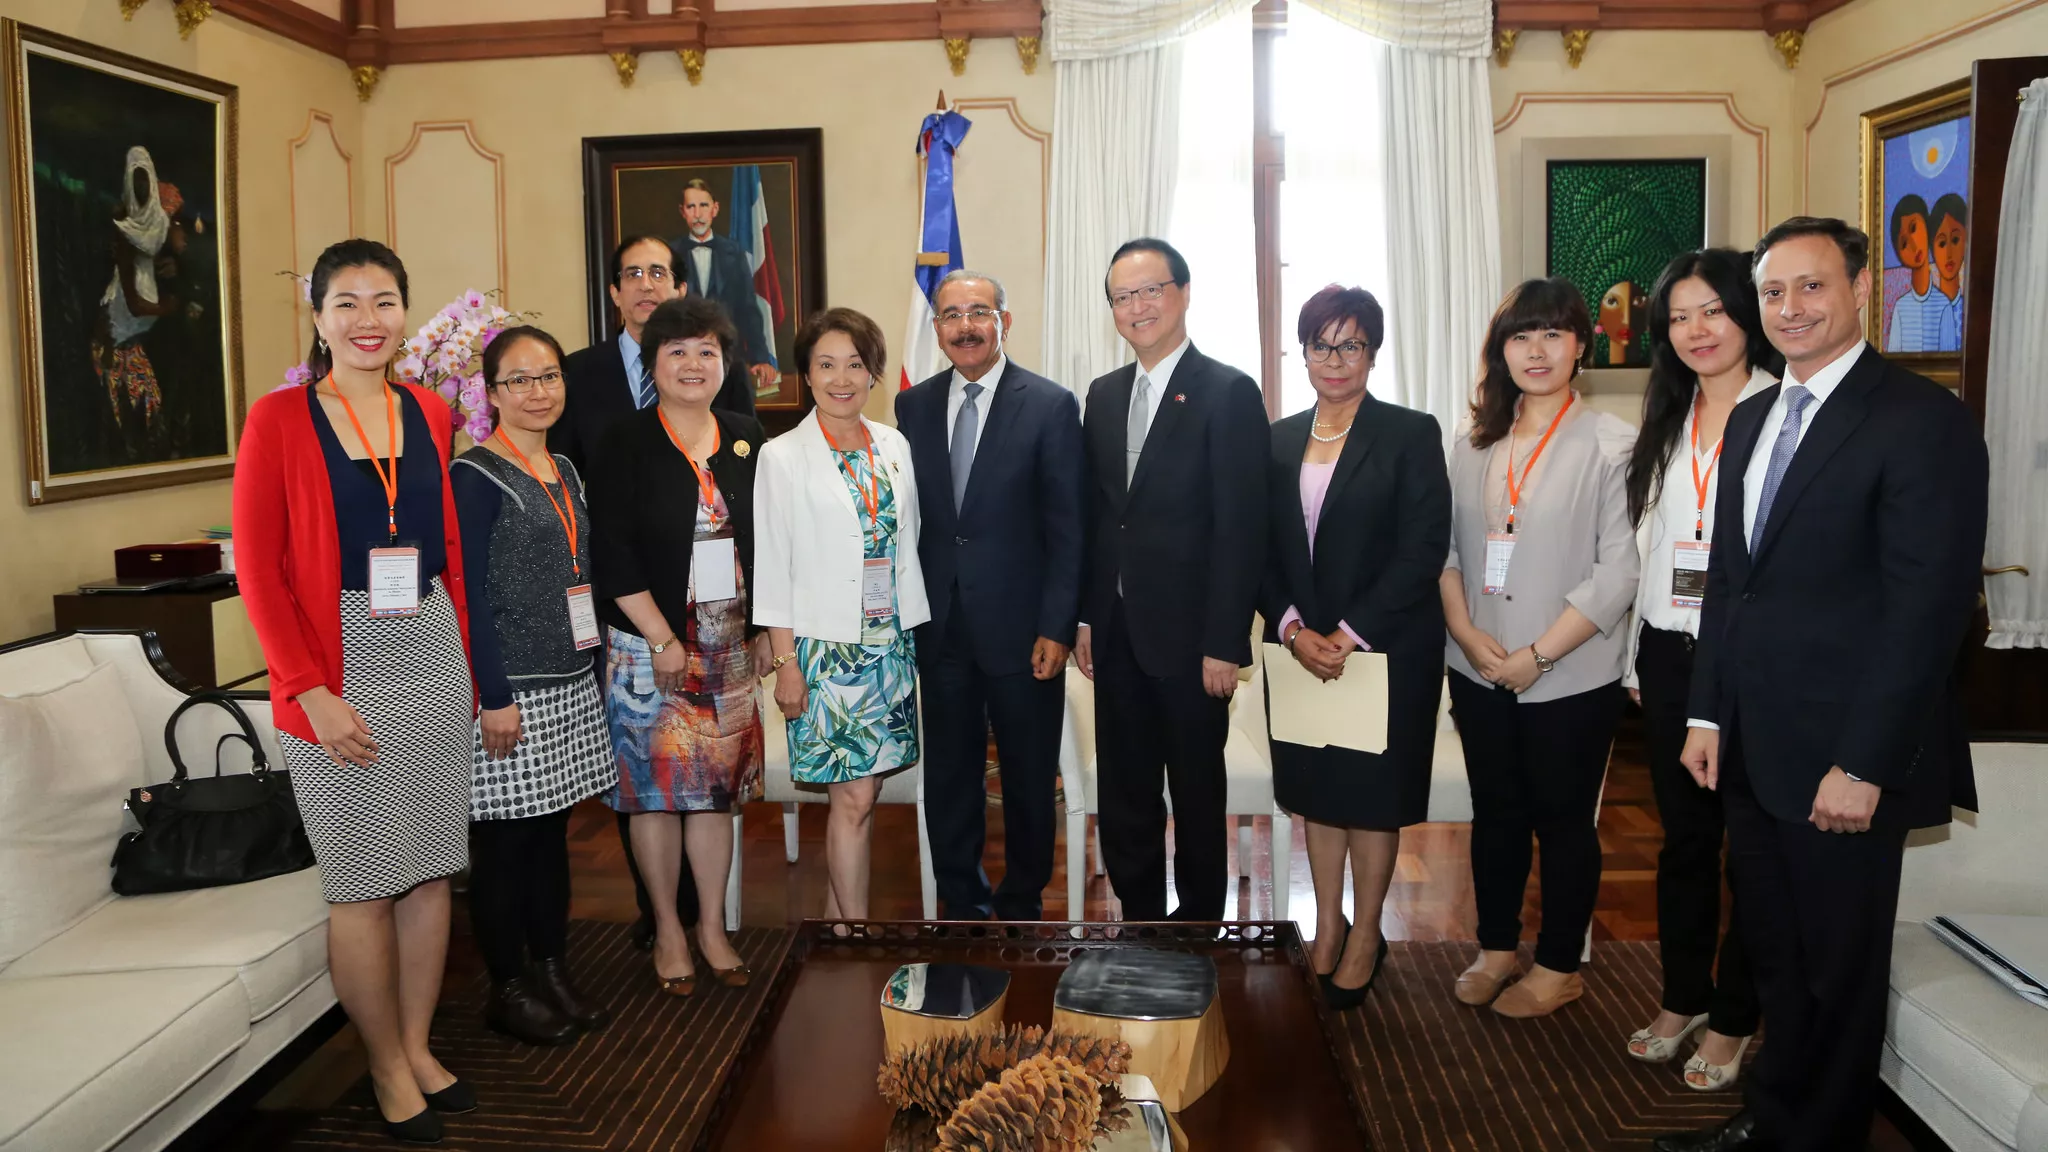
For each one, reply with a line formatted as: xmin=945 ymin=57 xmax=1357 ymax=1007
xmin=278 ymin=276 xmax=534 ymax=444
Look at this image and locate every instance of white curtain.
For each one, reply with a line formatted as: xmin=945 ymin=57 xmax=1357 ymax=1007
xmin=1041 ymin=0 xmax=1251 ymax=395
xmin=1983 ymin=78 xmax=2048 ymax=649
xmin=1165 ymin=12 xmax=1259 ymax=384
xmin=1298 ymin=0 xmax=1490 ymax=56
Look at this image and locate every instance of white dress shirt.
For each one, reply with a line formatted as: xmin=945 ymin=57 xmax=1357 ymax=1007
xmin=690 ymin=242 xmax=714 ymax=292
xmin=946 ymin=353 xmax=1007 ymax=461
xmin=1128 ymin=337 xmax=1191 ymax=443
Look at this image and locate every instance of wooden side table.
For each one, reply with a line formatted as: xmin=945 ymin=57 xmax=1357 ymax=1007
xmin=52 ymin=582 xmax=264 ymax=690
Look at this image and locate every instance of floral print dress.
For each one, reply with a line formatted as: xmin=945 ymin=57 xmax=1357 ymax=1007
xmin=786 ymin=445 xmax=920 ymax=784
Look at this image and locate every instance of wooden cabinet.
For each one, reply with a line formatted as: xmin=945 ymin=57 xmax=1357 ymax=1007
xmin=52 ymin=583 xmax=265 ymax=690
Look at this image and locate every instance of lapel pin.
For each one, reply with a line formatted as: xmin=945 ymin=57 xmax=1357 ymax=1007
xmin=1174 ymin=393 xmax=1186 ymax=403
xmin=733 ymin=440 xmax=750 ymax=458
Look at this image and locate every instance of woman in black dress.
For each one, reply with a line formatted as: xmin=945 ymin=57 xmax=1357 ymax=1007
xmin=1261 ymin=285 xmax=1451 ymax=1009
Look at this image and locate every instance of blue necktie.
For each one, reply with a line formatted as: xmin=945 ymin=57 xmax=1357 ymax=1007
xmin=951 ymin=381 xmax=983 ymax=511
xmin=1749 ymin=384 xmax=1814 ymax=554
xmin=630 ymin=358 xmax=653 ymax=410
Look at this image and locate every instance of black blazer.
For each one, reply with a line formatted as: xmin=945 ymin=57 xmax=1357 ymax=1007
xmin=1258 ymin=395 xmax=1450 ymax=658
xmin=897 ymin=361 xmax=1085 ymax=675
xmin=586 ymin=406 xmax=764 ymax=640
xmin=551 ymin=334 xmax=756 ymax=484
xmin=1081 ymin=345 xmax=1269 ymax=675
xmin=1687 ymin=348 xmax=1987 ymax=829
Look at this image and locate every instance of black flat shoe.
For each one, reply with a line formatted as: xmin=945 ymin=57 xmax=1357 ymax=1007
xmin=1325 ymin=935 xmax=1388 ymax=1011
xmin=485 ymin=977 xmax=578 ymax=1047
xmin=382 ymin=1106 xmax=444 ymax=1145
xmin=1651 ymin=1109 xmax=1773 ymax=1151
xmin=421 ymin=1078 xmax=476 ymax=1115
xmin=531 ymin=957 xmax=611 ymax=1032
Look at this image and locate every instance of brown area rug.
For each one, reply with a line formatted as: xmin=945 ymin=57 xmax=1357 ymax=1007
xmin=286 ymin=928 xmax=1743 ymax=1151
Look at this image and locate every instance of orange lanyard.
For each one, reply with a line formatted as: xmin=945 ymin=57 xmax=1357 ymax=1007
xmin=657 ymin=406 xmax=722 ymax=513
xmin=1503 ymin=391 xmax=1573 ymax=534
xmin=329 ymin=377 xmax=400 ymax=542
xmin=1688 ymin=391 xmax=1724 ymax=542
xmin=820 ymin=419 xmax=880 ymax=533
xmin=494 ymin=429 xmax=581 ymax=577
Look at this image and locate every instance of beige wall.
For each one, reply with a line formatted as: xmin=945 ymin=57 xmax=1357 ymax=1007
xmin=0 ymin=4 xmax=357 ymax=644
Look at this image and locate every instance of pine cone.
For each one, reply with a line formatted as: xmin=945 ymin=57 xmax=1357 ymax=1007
xmin=936 ymin=1052 xmax=1104 ymax=1152
xmin=1017 ymin=1029 xmax=1133 ymax=1087
xmin=883 ymin=1107 xmax=943 ymax=1152
xmin=878 ymin=1025 xmax=1036 ymax=1114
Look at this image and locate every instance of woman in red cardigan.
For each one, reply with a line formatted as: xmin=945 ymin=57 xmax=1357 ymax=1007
xmin=234 ymin=239 xmax=477 ymax=1145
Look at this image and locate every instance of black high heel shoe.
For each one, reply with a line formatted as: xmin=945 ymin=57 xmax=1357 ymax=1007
xmin=1314 ymin=915 xmax=1352 ymax=987
xmin=422 ymin=1078 xmax=477 ymax=1115
xmin=1324 ymin=935 xmax=1389 ymax=1011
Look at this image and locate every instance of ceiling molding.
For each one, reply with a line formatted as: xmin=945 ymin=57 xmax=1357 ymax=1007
xmin=1493 ymin=0 xmax=1857 ymax=32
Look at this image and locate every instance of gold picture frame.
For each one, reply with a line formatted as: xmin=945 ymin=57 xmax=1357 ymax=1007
xmin=4 ymin=20 xmax=245 ymax=504
xmin=1860 ymin=77 xmax=1971 ymax=388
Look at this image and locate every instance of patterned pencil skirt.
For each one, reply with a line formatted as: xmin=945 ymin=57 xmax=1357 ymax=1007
xmin=279 ymin=579 xmax=475 ymax=903
xmin=470 ymin=672 xmax=615 ymax=821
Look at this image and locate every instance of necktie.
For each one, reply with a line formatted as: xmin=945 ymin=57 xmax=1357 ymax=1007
xmin=1749 ymin=384 xmax=1814 ymax=554
xmin=951 ymin=381 xmax=983 ymax=511
xmin=630 ymin=357 xmax=653 ymax=410
xmin=1126 ymin=372 xmax=1152 ymax=485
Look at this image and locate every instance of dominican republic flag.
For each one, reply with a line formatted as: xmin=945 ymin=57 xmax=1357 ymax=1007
xmin=727 ymin=164 xmax=783 ymax=369
xmin=900 ymin=109 xmax=972 ymax=390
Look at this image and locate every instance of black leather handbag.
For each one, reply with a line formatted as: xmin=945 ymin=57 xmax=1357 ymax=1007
xmin=111 ymin=692 xmax=316 ymax=896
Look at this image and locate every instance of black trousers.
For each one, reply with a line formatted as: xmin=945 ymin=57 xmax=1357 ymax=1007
xmin=1636 ymin=625 xmax=1760 ymax=1036
xmin=1093 ymin=598 xmax=1230 ymax=922
xmin=1723 ymin=736 xmax=1907 ymax=1152
xmin=1448 ymin=672 xmax=1622 ymax=973
xmin=922 ymin=607 xmax=1063 ymax=920
xmin=469 ymin=808 xmax=573 ymax=984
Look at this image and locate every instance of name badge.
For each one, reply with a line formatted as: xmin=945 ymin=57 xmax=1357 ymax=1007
xmin=367 ymin=546 xmax=422 ymax=617
xmin=862 ymin=557 xmax=894 ymax=619
xmin=690 ymin=538 xmax=738 ymax=604
xmin=1482 ymin=532 xmax=1515 ymax=596
xmin=1670 ymin=540 xmax=1711 ymax=608
xmin=566 ymin=584 xmax=600 ymax=650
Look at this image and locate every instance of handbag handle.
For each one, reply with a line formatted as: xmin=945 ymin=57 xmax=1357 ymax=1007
xmin=165 ymin=692 xmax=271 ymax=783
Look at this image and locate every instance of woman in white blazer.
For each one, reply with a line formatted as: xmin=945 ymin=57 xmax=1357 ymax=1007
xmin=1619 ymin=249 xmax=1778 ymax=1091
xmin=754 ymin=307 xmax=930 ymax=920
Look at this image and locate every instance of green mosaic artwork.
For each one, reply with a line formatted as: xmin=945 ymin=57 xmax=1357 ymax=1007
xmin=1546 ymin=159 xmax=1708 ymax=368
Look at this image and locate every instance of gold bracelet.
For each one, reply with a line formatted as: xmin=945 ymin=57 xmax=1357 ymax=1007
xmin=770 ymin=652 xmax=797 ymax=671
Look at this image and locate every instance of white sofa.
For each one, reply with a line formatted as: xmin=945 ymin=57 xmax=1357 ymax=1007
xmin=0 ymin=631 xmax=334 ymax=1152
xmin=1885 ymin=742 xmax=2048 ymax=1152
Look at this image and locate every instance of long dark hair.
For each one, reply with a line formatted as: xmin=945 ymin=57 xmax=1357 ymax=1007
xmin=1624 ymin=248 xmax=1782 ymax=525
xmin=1468 ymin=278 xmax=1591 ymax=448
xmin=305 ymin=238 xmax=409 ymax=382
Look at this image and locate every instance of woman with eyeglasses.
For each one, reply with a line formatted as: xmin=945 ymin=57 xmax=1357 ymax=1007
xmin=448 ymin=326 xmax=618 ymax=1048
xmin=1260 ymin=285 xmax=1450 ymax=1010
xmin=588 ymin=296 xmax=766 ymax=997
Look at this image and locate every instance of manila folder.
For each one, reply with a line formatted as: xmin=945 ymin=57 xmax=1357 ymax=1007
xmin=1261 ymin=643 xmax=1389 ymax=755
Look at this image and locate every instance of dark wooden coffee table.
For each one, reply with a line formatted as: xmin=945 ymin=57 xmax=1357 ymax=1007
xmin=690 ymin=921 xmax=1371 ymax=1151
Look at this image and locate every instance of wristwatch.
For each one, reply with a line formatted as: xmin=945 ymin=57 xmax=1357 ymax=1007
xmin=649 ymin=635 xmax=675 ymax=655
xmin=1529 ymin=645 xmax=1557 ymax=675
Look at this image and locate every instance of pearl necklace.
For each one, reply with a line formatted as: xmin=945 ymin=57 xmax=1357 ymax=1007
xmin=1310 ymin=406 xmax=1355 ymax=443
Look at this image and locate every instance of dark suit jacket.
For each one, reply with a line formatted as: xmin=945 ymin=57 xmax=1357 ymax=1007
xmin=1258 ymin=394 xmax=1449 ymax=659
xmin=1081 ymin=344 xmax=1270 ymax=676
xmin=1687 ymin=347 xmax=1987 ymax=829
xmin=897 ymin=361 xmax=1084 ymax=676
xmin=551 ymin=333 xmax=755 ymax=483
xmin=674 ymin=234 xmax=775 ymax=369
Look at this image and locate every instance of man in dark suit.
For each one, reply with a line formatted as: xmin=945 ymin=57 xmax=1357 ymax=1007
xmin=1073 ymin=237 xmax=1269 ymax=922
xmin=549 ymin=234 xmax=753 ymax=951
xmin=673 ymin=179 xmax=778 ymax=395
xmin=896 ymin=269 xmax=1083 ymax=921
xmin=1656 ymin=218 xmax=1988 ymax=1152
xmin=553 ymin=235 xmax=754 ymax=483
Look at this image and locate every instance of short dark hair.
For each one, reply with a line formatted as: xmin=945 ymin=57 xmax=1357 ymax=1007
xmin=1889 ymin=194 xmax=1930 ymax=250
xmin=482 ymin=325 xmax=567 ymax=387
xmin=1296 ymin=284 xmax=1385 ymax=358
xmin=1104 ymin=237 xmax=1190 ymax=301
xmin=794 ymin=307 xmax=888 ymax=386
xmin=610 ymin=234 xmax=672 ymax=287
xmin=307 ymin=238 xmax=408 ymax=382
xmin=1931 ymin=192 xmax=1968 ymax=234
xmin=1469 ymin=278 xmax=1593 ymax=449
xmin=1754 ymin=216 xmax=1870 ymax=280
xmin=638 ymin=296 xmax=740 ymax=378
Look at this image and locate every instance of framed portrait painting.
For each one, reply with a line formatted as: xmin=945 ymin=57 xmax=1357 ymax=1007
xmin=1862 ymin=78 xmax=1971 ymax=387
xmin=4 ymin=21 xmax=244 ymax=504
xmin=581 ymin=128 xmax=824 ymax=414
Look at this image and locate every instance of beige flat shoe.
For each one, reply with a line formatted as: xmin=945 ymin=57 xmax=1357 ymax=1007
xmin=1491 ymin=971 xmax=1584 ymax=1018
xmin=1454 ymin=957 xmax=1519 ymax=1006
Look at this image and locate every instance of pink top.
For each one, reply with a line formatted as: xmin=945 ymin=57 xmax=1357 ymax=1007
xmin=1280 ymin=461 xmax=1368 ymax=650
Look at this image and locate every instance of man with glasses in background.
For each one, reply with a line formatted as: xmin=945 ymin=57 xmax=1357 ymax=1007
xmin=1073 ymin=238 xmax=1269 ymax=922
xmin=550 ymin=233 xmax=755 ymax=951
xmin=895 ymin=269 xmax=1083 ymax=920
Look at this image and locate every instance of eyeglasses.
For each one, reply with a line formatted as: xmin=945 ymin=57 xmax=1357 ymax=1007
xmin=1305 ymin=340 xmax=1369 ymax=364
xmin=936 ymin=308 xmax=1001 ymax=327
xmin=1108 ymin=282 xmax=1176 ymax=311
xmin=496 ymin=369 xmax=565 ymax=395
xmin=619 ymin=265 xmax=672 ymax=284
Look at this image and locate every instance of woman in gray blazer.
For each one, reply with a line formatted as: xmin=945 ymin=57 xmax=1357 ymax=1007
xmin=1439 ymin=278 xmax=1638 ymax=1020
